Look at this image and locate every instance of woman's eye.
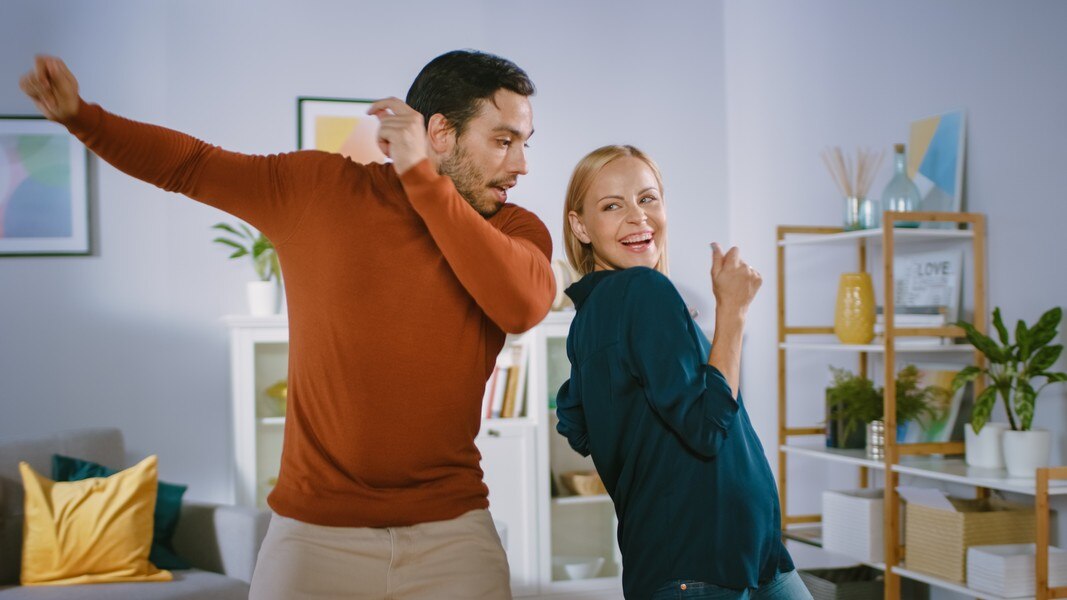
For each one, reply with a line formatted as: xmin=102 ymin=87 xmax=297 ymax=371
xmin=604 ymin=203 xmax=620 ymax=211
xmin=640 ymin=196 xmax=659 ymax=204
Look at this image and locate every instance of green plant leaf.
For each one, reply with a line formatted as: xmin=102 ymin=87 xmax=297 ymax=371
xmin=238 ymin=222 xmax=257 ymax=242
xmin=1029 ymin=307 xmax=1062 ymax=349
xmin=1029 ymin=345 xmax=1063 ymax=374
xmin=992 ymin=307 xmax=1009 ymax=345
xmin=251 ymin=238 xmax=273 ymax=258
xmin=1040 ymin=372 xmax=1067 ymax=383
xmin=951 ymin=366 xmax=983 ymax=392
xmin=229 ymin=248 xmax=248 ymax=259
xmin=212 ymin=223 xmax=243 ymax=237
xmin=958 ymin=320 xmax=1006 ymax=363
xmin=970 ymin=385 xmax=997 ymax=434
xmin=212 ymin=237 xmax=247 ymax=252
xmin=1017 ymin=319 xmax=1033 ymax=361
xmin=1014 ymin=382 xmax=1036 ymax=431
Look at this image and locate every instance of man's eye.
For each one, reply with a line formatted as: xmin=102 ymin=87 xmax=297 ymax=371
xmin=498 ymin=139 xmax=512 ymax=148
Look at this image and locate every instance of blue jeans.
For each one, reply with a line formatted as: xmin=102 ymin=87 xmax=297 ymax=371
xmin=650 ymin=570 xmax=813 ymax=600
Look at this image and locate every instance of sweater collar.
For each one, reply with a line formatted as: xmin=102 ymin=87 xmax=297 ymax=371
xmin=564 ymin=270 xmax=618 ymax=310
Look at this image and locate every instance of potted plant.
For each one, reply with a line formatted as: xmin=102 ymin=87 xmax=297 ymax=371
xmin=826 ymin=366 xmax=946 ymax=458
xmin=952 ymin=307 xmax=1066 ymax=475
xmin=212 ymin=222 xmax=281 ymax=315
xmin=826 ymin=367 xmax=881 ymax=449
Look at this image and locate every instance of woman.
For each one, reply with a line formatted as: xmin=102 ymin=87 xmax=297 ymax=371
xmin=555 ymin=145 xmax=811 ymax=600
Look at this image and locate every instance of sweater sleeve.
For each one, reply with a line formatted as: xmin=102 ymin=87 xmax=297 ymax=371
xmin=555 ymin=378 xmax=591 ymax=457
xmin=397 ymin=160 xmax=554 ymax=333
xmin=63 ymin=100 xmax=329 ymax=244
xmin=622 ymin=269 xmax=740 ymax=458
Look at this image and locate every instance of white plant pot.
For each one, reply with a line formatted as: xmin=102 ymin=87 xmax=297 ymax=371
xmin=965 ymin=422 xmax=1009 ymax=469
xmin=1002 ymin=429 xmax=1052 ymax=478
xmin=246 ymin=281 xmax=278 ymax=316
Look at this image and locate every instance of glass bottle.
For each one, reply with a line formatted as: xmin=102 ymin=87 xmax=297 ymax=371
xmin=880 ymin=143 xmax=921 ymax=228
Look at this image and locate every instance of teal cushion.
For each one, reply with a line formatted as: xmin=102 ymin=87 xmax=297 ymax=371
xmin=52 ymin=454 xmax=190 ymax=570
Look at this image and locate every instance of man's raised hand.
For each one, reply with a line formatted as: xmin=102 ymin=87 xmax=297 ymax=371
xmin=367 ymin=97 xmax=428 ymax=175
xmin=19 ymin=55 xmax=80 ymax=123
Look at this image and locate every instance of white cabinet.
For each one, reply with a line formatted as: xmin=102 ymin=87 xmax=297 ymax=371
xmin=477 ymin=422 xmax=538 ymax=596
xmin=225 ymin=311 xmax=623 ymax=599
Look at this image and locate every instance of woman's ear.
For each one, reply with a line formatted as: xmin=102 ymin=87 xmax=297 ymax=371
xmin=568 ymin=210 xmax=592 ymax=244
xmin=427 ymin=113 xmax=455 ymax=155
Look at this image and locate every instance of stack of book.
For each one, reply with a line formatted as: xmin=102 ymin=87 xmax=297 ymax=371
xmin=874 ymin=306 xmax=948 ymax=346
xmin=481 ymin=343 xmax=528 ymax=419
xmin=967 ymin=544 xmax=1067 ymax=598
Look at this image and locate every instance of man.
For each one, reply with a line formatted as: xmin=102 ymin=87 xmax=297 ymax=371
xmin=20 ymin=50 xmax=554 ymax=599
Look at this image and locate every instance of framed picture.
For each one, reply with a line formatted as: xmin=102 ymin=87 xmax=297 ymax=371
xmin=0 ymin=116 xmax=90 ymax=256
xmin=296 ymin=97 xmax=389 ymax=165
xmin=893 ymin=249 xmax=964 ymax=323
xmin=908 ymin=110 xmax=966 ymax=227
xmin=896 ymin=361 xmax=974 ymax=444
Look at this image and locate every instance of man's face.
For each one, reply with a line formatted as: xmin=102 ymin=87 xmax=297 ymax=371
xmin=438 ymin=89 xmax=533 ymax=217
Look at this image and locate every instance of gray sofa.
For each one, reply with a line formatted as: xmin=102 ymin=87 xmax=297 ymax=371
xmin=0 ymin=427 xmax=270 ymax=599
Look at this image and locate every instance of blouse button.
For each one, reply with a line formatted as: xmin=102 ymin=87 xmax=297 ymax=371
xmin=680 ymin=583 xmax=687 ymax=591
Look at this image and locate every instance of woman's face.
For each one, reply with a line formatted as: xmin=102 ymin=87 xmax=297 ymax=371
xmin=569 ymin=156 xmax=666 ymax=272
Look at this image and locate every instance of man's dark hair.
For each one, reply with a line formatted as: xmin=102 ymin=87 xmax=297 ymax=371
xmin=406 ymin=50 xmax=535 ymax=137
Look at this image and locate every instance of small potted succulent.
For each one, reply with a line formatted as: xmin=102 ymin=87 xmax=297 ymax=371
xmin=212 ymin=222 xmax=281 ymax=315
xmin=952 ymin=307 xmax=1066 ymax=475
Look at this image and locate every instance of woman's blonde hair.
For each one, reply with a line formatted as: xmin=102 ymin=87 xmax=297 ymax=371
xmin=563 ymin=145 xmax=669 ymax=276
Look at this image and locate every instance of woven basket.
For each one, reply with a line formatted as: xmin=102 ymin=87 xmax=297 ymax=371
xmin=559 ymin=470 xmax=607 ymax=496
xmin=905 ymin=497 xmax=1035 ymax=584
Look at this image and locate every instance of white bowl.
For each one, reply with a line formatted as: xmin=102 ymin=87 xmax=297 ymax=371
xmin=553 ymin=555 xmax=605 ymax=580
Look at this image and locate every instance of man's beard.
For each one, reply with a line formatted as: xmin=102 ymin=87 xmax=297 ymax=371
xmin=438 ymin=144 xmax=506 ymax=218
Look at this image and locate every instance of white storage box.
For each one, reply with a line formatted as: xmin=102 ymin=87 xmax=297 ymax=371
xmin=967 ymin=544 xmax=1067 ymax=598
xmin=822 ymin=489 xmax=884 ymax=563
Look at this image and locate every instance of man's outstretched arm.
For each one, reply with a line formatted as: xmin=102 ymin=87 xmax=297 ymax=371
xmin=20 ymin=55 xmax=323 ymax=242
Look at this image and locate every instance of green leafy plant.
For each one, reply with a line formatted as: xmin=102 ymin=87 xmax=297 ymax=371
xmin=827 ymin=365 xmax=947 ymax=441
xmin=212 ymin=222 xmax=280 ymax=283
xmin=951 ymin=307 xmax=1067 ymax=433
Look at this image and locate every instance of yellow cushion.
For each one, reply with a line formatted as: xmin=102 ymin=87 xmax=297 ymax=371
xmin=19 ymin=455 xmax=172 ymax=586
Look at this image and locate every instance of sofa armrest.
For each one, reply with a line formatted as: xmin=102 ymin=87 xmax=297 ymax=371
xmin=171 ymin=501 xmax=271 ymax=583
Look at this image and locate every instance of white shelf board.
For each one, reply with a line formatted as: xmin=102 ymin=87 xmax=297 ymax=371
xmin=543 ymin=574 xmax=622 ymax=595
xmin=778 ymin=228 xmax=974 ymax=247
xmin=259 ymin=417 xmax=285 ymax=426
xmin=480 ymin=417 xmax=538 ymax=430
xmin=893 ymin=567 xmax=1022 ymax=600
xmin=780 ymin=341 xmax=975 ymax=353
xmin=553 ymin=494 xmax=613 ymax=507
xmin=892 ymin=458 xmax=1067 ymax=496
xmin=783 ymin=443 xmax=1067 ymax=496
xmin=780 ymin=443 xmax=885 ymax=469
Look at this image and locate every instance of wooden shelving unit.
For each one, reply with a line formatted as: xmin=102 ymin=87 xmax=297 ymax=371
xmin=776 ymin=212 xmax=1067 ymax=599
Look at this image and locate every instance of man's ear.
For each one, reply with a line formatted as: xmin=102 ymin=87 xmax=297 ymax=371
xmin=427 ymin=113 xmax=456 ymax=155
xmin=568 ymin=210 xmax=592 ymax=244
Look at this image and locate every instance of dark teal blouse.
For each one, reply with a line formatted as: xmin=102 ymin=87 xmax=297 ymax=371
xmin=556 ymin=267 xmax=793 ymax=599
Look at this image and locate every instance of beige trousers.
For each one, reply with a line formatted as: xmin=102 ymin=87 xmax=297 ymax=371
xmin=249 ymin=508 xmax=511 ymax=600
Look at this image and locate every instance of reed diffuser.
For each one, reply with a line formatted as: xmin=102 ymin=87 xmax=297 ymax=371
xmin=821 ymin=147 xmax=885 ymax=230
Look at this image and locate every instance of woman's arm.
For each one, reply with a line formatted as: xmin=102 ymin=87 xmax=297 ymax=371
xmin=623 ymin=269 xmax=739 ymax=458
xmin=707 ymin=243 xmax=762 ymax=395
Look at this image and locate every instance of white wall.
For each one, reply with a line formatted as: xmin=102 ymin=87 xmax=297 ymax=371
xmin=723 ymin=0 xmax=1067 ymax=594
xmin=0 ymin=0 xmax=727 ymax=502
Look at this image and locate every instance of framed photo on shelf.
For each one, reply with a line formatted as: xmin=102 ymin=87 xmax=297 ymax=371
xmin=0 ymin=116 xmax=90 ymax=256
xmin=296 ymin=97 xmax=389 ymax=165
xmin=908 ymin=110 xmax=966 ymax=221
xmin=893 ymin=249 xmax=963 ymax=323
xmin=896 ymin=361 xmax=974 ymax=444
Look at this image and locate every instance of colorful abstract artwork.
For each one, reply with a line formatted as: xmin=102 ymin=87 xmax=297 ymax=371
xmin=297 ymin=98 xmax=389 ymax=165
xmin=0 ymin=117 xmax=89 ymax=256
xmin=908 ymin=110 xmax=966 ymax=225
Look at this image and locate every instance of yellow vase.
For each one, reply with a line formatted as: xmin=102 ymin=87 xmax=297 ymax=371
xmin=834 ymin=272 xmax=875 ymax=344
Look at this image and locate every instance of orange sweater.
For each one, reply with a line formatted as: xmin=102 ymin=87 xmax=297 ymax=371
xmin=65 ymin=101 xmax=555 ymax=527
